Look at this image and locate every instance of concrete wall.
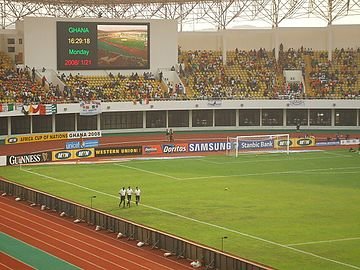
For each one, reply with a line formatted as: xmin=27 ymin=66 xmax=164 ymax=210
xmin=178 ymin=25 xmax=360 ymax=52
xmin=0 ymin=27 xmax=24 ymax=63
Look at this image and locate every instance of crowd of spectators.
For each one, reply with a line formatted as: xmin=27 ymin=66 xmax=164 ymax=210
xmin=278 ymin=45 xmax=313 ymax=72
xmin=179 ymin=46 xmax=359 ymax=100
xmin=179 ymin=48 xmax=282 ymax=99
xmin=277 ymin=82 xmax=304 ymax=99
xmin=0 ymin=55 xmax=46 ymax=104
xmin=60 ymin=71 xmax=178 ymax=103
xmin=1 ymin=46 xmax=359 ymax=105
xmin=308 ymin=48 xmax=359 ymax=98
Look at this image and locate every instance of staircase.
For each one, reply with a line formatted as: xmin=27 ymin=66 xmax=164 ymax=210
xmin=303 ymin=55 xmax=314 ymax=97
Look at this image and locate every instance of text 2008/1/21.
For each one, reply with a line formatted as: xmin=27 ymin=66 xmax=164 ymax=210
xmin=64 ymin=59 xmax=92 ymax=66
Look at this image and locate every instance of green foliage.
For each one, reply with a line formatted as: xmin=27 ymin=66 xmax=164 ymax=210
xmin=1 ymin=150 xmax=359 ymax=270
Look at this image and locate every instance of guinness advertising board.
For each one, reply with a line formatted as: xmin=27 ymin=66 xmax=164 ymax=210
xmin=7 ymin=151 xmax=52 ymax=166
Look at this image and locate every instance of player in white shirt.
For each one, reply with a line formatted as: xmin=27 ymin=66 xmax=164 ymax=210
xmin=134 ymin=187 xmax=141 ymax=205
xmin=119 ymin=187 xmax=126 ymax=208
xmin=126 ymin=186 xmax=133 ymax=207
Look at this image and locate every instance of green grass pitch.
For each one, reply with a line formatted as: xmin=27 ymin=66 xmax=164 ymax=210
xmin=1 ymin=150 xmax=359 ymax=270
xmin=108 ymin=37 xmax=146 ymax=50
xmin=97 ymin=41 xmax=134 ymax=57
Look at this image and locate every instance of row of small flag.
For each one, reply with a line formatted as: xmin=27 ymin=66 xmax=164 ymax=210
xmin=1 ymin=101 xmax=103 ymax=116
xmin=0 ymin=103 xmax=17 ymax=112
xmin=22 ymin=104 xmax=57 ymax=115
xmin=0 ymin=103 xmax=57 ymax=115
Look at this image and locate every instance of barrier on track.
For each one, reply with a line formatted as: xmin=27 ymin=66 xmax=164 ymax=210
xmin=0 ymin=178 xmax=273 ymax=270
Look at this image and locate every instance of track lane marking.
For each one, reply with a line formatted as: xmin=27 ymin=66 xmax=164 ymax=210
xmin=0 ymin=199 xmax=193 ymax=270
xmin=0 ymin=222 xmax=106 ymax=270
xmin=0 ymin=207 xmax=150 ymax=270
xmin=1 ymin=215 xmax=127 ymax=270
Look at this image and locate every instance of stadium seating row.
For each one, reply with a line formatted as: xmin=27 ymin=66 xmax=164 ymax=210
xmin=0 ymin=47 xmax=359 ymax=104
xmin=179 ymin=47 xmax=359 ymax=100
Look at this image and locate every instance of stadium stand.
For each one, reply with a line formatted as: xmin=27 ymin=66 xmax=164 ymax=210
xmin=1 ymin=46 xmax=359 ymax=104
xmin=0 ymin=54 xmax=46 ymax=104
xmin=307 ymin=48 xmax=359 ymax=98
xmin=61 ymin=72 xmax=172 ymax=102
xmin=179 ymin=47 xmax=359 ymax=100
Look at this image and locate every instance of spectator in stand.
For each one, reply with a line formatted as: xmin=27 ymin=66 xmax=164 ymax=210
xmin=31 ymin=67 xmax=35 ymax=82
xmin=41 ymin=75 xmax=46 ymax=88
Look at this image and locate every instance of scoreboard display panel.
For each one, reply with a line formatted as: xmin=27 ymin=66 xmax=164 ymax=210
xmin=56 ymin=22 xmax=150 ymax=70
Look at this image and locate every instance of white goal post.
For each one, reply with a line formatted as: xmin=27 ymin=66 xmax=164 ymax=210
xmin=226 ymin=134 xmax=290 ymax=157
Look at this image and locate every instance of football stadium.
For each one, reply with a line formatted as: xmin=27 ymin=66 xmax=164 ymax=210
xmin=0 ymin=0 xmax=359 ymax=269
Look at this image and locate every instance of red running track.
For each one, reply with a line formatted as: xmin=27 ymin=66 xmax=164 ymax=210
xmin=0 ymin=253 xmax=34 ymax=270
xmin=0 ymin=196 xmax=196 ymax=270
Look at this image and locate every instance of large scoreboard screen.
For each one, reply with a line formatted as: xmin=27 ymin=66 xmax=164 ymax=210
xmin=56 ymin=22 xmax=150 ymax=70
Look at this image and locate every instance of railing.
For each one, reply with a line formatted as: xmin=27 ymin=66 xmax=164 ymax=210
xmin=1 ymin=95 xmax=360 ymax=106
xmin=0 ymin=177 xmax=273 ymax=270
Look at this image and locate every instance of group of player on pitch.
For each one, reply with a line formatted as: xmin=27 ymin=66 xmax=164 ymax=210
xmin=119 ymin=186 xmax=141 ymax=208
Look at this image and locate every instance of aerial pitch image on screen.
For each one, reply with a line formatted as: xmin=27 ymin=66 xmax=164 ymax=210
xmin=97 ymin=24 xmax=149 ymax=69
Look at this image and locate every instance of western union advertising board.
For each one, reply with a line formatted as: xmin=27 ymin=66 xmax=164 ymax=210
xmin=95 ymin=146 xmax=142 ymax=157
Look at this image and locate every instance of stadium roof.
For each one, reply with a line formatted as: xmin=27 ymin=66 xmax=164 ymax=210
xmin=3 ymin=0 xmax=360 ymax=30
xmin=11 ymin=0 xmax=207 ymax=3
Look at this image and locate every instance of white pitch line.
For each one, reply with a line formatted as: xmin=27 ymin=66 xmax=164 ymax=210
xmin=195 ymin=153 xmax=353 ymax=165
xmin=323 ymin=151 xmax=354 ymax=158
xmin=18 ymin=168 xmax=360 ymax=269
xmin=286 ymin=237 xmax=360 ymax=247
xmin=114 ymin=163 xmax=181 ymax=180
xmin=180 ymin=166 xmax=360 ymax=181
xmin=299 ymin=171 xmax=359 ymax=175
xmin=21 ymin=169 xmax=120 ymax=198
xmin=111 ymin=157 xmax=360 ymax=182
